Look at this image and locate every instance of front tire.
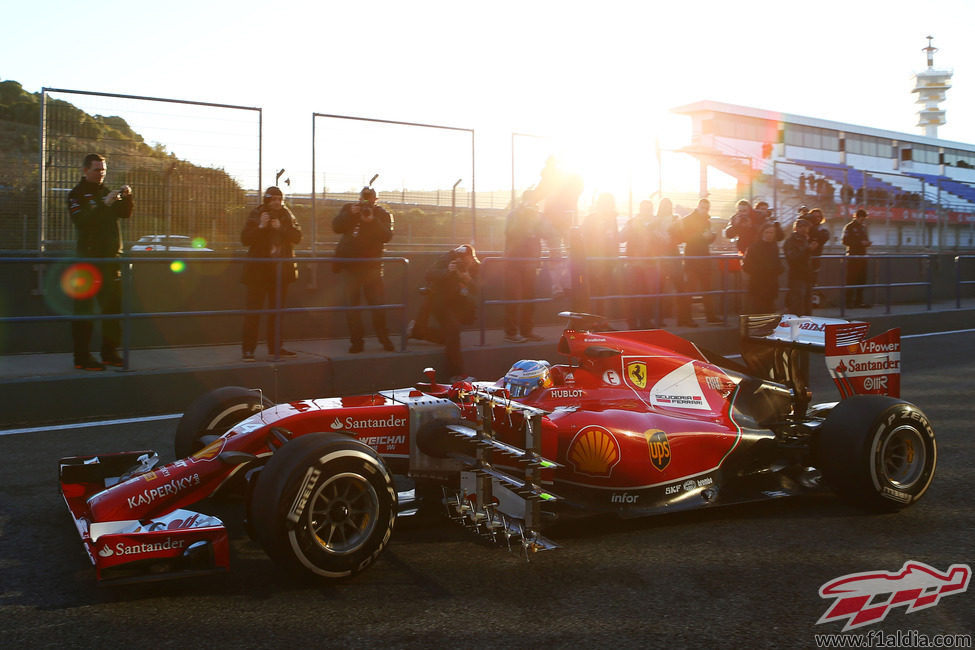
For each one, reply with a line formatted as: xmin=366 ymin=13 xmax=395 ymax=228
xmin=249 ymin=432 xmax=396 ymax=580
xmin=174 ymin=386 xmax=272 ymax=458
xmin=816 ymin=395 xmax=937 ymax=512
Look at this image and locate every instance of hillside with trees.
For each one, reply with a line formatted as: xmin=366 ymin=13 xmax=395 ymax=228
xmin=0 ymin=79 xmax=247 ymax=251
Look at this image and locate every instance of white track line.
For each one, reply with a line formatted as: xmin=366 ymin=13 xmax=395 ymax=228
xmin=0 ymin=413 xmax=180 ymax=437
xmin=3 ymin=328 xmax=974 ymax=437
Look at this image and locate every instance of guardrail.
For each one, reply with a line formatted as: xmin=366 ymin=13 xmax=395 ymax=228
xmin=0 ymin=255 xmax=410 ymax=369
xmin=0 ymin=251 xmax=959 ymax=366
xmin=821 ymin=254 xmax=934 ymax=316
xmin=956 ymin=255 xmax=975 ymax=309
xmin=476 ymin=256 xmax=562 ymax=346
xmin=474 ymin=252 xmax=939 ymax=341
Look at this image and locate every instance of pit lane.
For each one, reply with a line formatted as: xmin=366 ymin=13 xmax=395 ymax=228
xmin=0 ymin=332 xmax=971 ymax=648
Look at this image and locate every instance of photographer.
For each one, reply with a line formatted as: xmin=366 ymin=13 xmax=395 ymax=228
xmin=784 ymin=218 xmax=813 ymax=315
xmin=673 ymin=198 xmax=720 ymax=326
xmin=842 ymin=209 xmax=872 ymax=308
xmin=333 ymin=186 xmax=394 ymax=353
xmin=241 ymin=186 xmax=302 ymax=361
xmin=423 ymin=244 xmax=480 ymax=381
xmin=723 ymin=199 xmax=757 ymax=254
xmin=68 ymin=153 xmax=133 ymax=370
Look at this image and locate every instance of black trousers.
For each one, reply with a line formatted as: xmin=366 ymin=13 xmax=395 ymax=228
xmin=846 ymin=257 xmax=867 ymax=306
xmin=242 ymin=280 xmax=290 ymax=354
xmin=71 ymin=263 xmax=122 ymax=362
xmin=342 ymin=268 xmax=389 ymax=343
xmin=678 ymin=258 xmax=716 ymax=321
xmin=432 ymin=302 xmax=463 ymax=379
xmin=504 ymin=262 xmax=536 ymax=336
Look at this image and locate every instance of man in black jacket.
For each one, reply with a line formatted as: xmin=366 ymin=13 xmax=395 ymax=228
xmin=333 ymin=187 xmax=395 ymax=353
xmin=784 ymin=218 xmax=813 ymax=315
xmin=424 ymin=244 xmax=480 ymax=380
xmin=67 ymin=153 xmax=133 ymax=370
xmin=674 ymin=198 xmax=720 ymax=326
xmin=241 ymin=186 xmax=302 ymax=361
xmin=842 ymin=209 xmax=872 ymax=308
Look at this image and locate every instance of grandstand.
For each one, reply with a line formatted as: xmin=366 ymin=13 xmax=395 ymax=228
xmin=672 ymin=100 xmax=975 ymax=249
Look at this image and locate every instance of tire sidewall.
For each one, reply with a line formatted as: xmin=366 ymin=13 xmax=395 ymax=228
xmin=865 ymin=405 xmax=937 ymax=508
xmin=174 ymin=386 xmax=271 ymax=459
xmin=817 ymin=396 xmax=937 ymax=511
xmin=250 ymin=433 xmax=396 ymax=580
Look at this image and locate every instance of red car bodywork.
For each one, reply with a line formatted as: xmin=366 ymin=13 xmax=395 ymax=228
xmin=60 ymin=315 xmax=910 ymax=583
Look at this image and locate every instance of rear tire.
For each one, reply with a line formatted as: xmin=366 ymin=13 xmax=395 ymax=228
xmin=816 ymin=395 xmax=936 ymax=512
xmin=174 ymin=386 xmax=272 ymax=459
xmin=249 ymin=432 xmax=396 ymax=580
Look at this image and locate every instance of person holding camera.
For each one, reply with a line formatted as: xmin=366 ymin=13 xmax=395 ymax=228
xmin=673 ymin=198 xmax=720 ymax=326
xmin=423 ymin=244 xmax=480 ymax=380
xmin=241 ymin=186 xmax=302 ymax=361
xmin=333 ymin=186 xmax=394 ymax=353
xmin=842 ymin=208 xmax=872 ymax=308
xmin=742 ymin=221 xmax=783 ymax=314
xmin=723 ymin=199 xmax=757 ymax=255
xmin=68 ymin=153 xmax=133 ymax=371
xmin=784 ymin=217 xmax=813 ymax=315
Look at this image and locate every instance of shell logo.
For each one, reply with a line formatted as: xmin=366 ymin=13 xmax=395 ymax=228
xmin=567 ymin=427 xmax=621 ymax=477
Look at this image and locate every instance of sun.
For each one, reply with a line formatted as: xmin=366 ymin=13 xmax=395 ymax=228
xmin=512 ymin=110 xmax=723 ymax=219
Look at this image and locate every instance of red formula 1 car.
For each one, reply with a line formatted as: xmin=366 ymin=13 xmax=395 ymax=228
xmin=59 ymin=312 xmax=937 ymax=584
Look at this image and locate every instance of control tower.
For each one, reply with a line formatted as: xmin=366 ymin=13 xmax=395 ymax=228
xmin=912 ymin=36 xmax=952 ymax=138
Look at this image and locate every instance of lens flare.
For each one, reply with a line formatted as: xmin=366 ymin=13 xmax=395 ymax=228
xmin=60 ymin=263 xmax=103 ymax=300
xmin=192 ymin=237 xmax=208 ymax=249
xmin=170 ymin=260 xmax=186 ymax=274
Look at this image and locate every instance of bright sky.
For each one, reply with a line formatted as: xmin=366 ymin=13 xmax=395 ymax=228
xmin=5 ymin=0 xmax=975 ymax=204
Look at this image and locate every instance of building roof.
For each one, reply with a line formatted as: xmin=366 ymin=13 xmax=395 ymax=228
xmin=672 ymin=100 xmax=973 ymax=151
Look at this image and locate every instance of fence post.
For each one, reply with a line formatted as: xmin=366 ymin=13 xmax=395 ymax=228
xmin=956 ymin=255 xmax=961 ymax=309
xmin=400 ymin=258 xmax=409 ymax=352
xmin=121 ymin=259 xmax=133 ymax=371
xmin=885 ymin=256 xmax=892 ymax=314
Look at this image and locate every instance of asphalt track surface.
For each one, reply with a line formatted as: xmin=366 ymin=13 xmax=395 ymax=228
xmin=1 ymin=332 xmax=972 ymax=649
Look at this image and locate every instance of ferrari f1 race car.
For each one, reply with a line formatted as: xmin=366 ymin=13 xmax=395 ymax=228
xmin=59 ymin=312 xmax=936 ymax=585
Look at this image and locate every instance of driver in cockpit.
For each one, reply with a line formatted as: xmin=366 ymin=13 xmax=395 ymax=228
xmin=501 ymin=360 xmax=553 ymax=398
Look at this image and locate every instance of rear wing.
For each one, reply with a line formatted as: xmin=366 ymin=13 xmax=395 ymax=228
xmin=740 ymin=314 xmax=901 ymax=403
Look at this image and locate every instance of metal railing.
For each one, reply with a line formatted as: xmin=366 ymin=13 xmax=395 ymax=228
xmin=477 ymin=256 xmax=561 ymax=346
xmin=955 ymin=255 xmax=975 ymax=308
xmin=0 ymin=255 xmax=410 ymax=368
xmin=473 ymin=252 xmax=940 ymax=341
xmin=821 ymin=254 xmax=935 ymax=316
xmin=0 ymin=251 xmax=959 ymax=367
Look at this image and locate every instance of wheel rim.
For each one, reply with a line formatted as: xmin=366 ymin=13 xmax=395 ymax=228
xmin=305 ymin=472 xmax=379 ymax=555
xmin=881 ymin=425 xmax=926 ymax=489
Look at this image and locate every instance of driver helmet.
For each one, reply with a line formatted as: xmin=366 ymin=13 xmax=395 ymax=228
xmin=503 ymin=360 xmax=552 ymax=398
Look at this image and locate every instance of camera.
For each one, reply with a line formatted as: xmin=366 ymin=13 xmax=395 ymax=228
xmin=358 ymin=201 xmax=373 ymax=219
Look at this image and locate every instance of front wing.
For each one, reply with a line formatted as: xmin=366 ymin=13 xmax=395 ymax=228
xmin=60 ymin=451 xmax=229 ymax=584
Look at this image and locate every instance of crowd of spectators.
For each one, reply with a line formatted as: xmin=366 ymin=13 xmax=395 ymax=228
xmin=69 ymin=152 xmax=877 ymax=382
